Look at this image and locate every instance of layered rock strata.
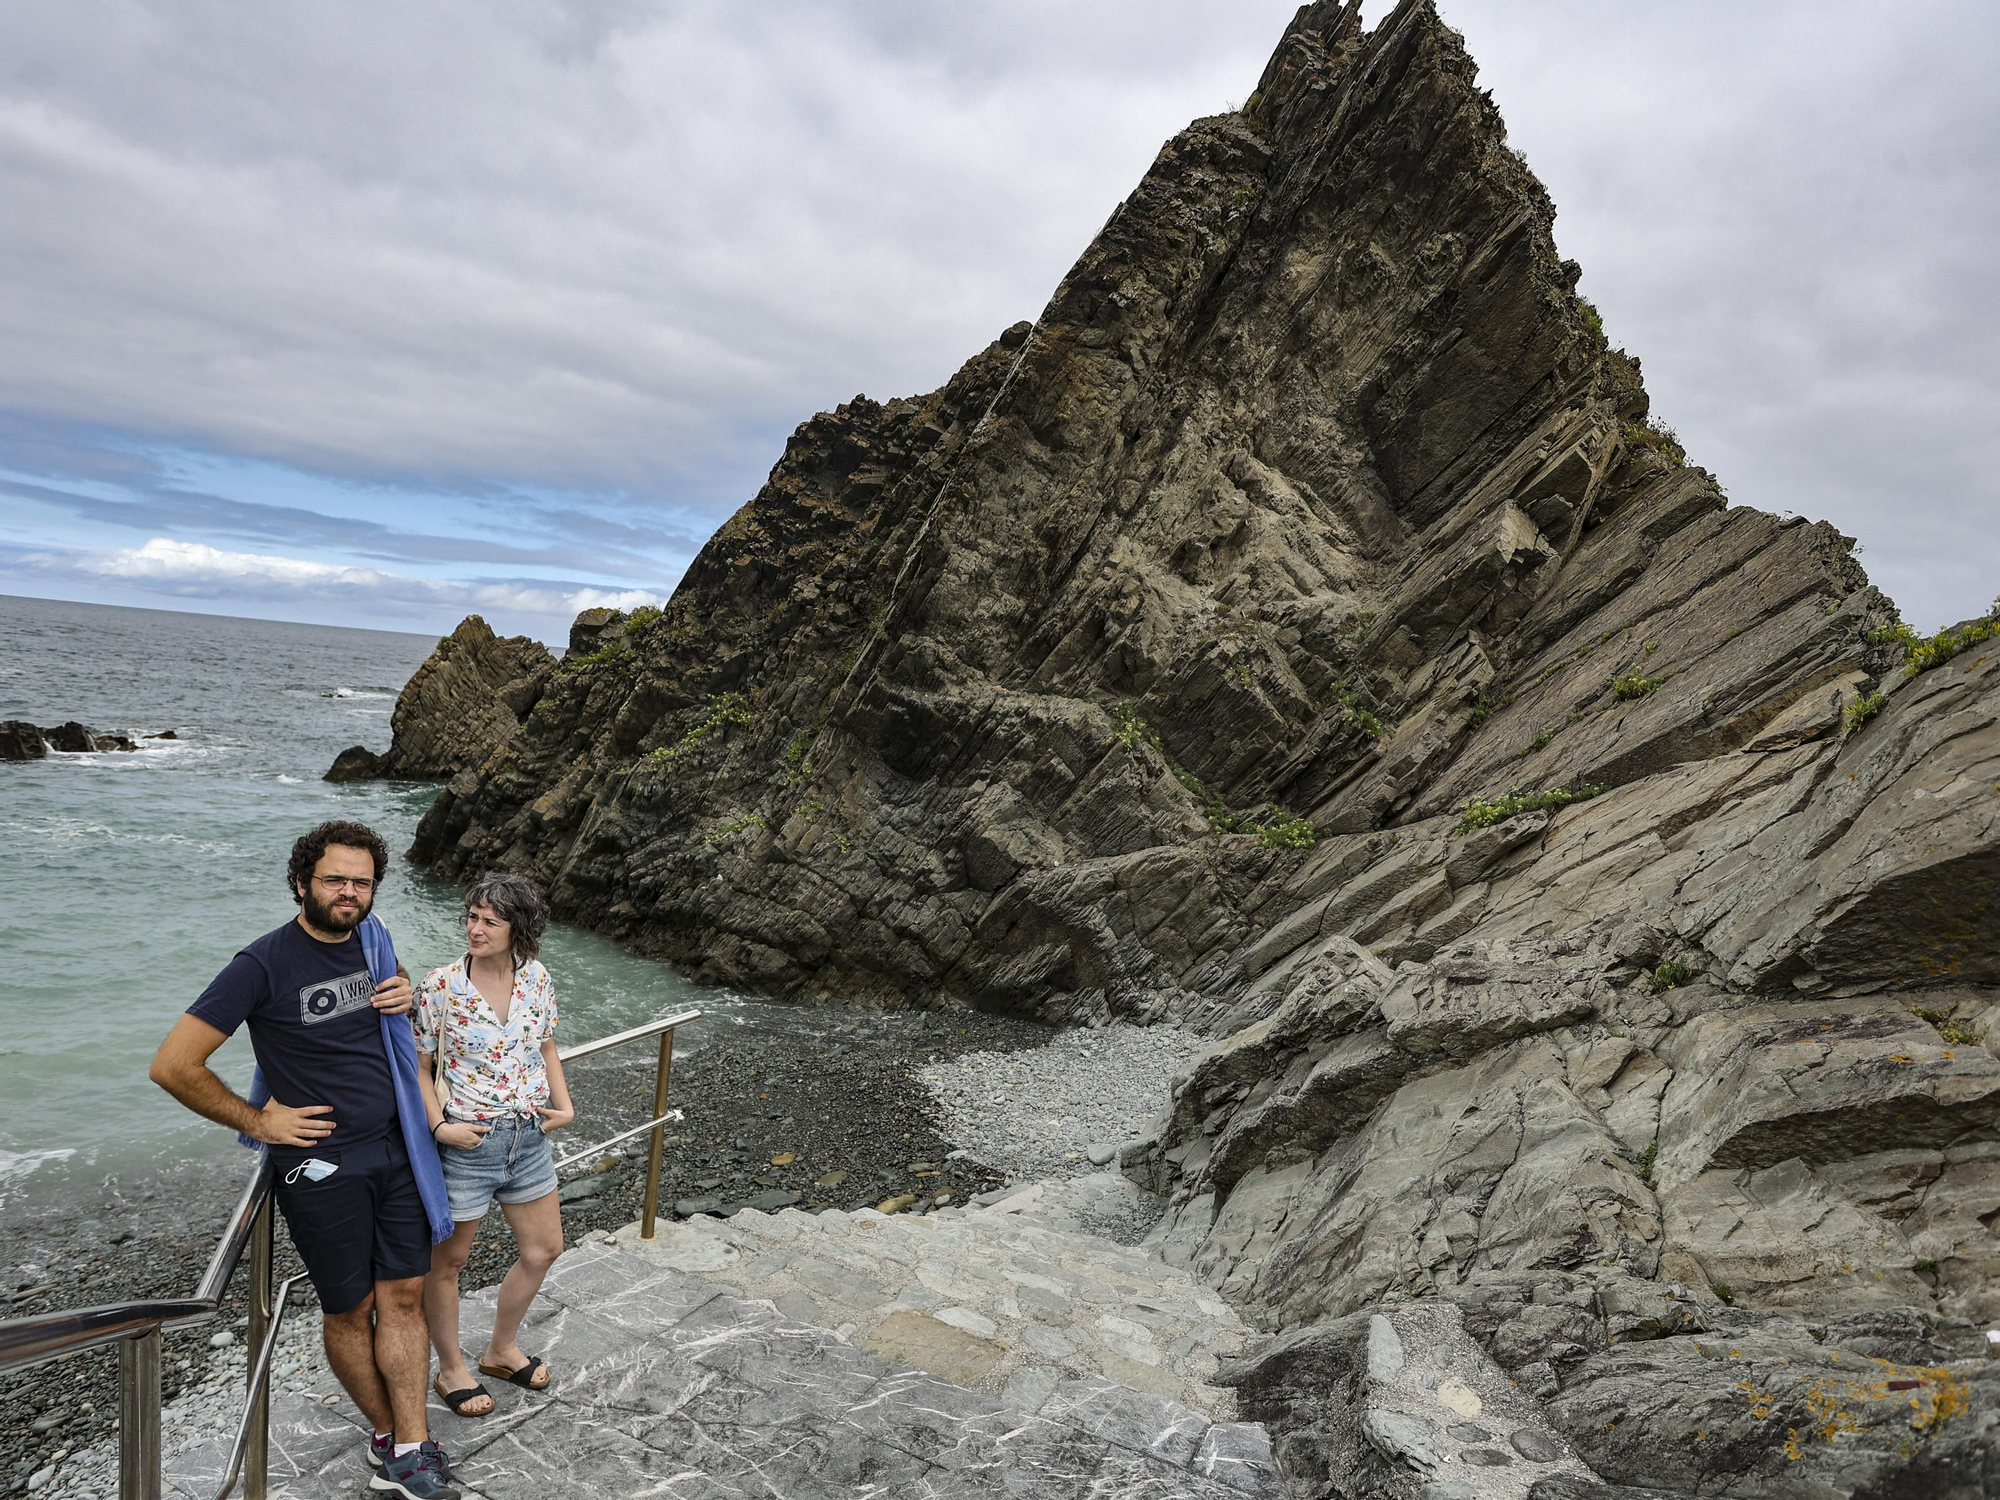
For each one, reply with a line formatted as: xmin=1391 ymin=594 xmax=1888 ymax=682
xmin=347 ymin=0 xmax=1999 ymax=1492
xmin=324 ymin=615 xmax=553 ymax=781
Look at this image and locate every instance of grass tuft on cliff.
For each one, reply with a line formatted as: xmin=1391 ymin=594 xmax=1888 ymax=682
xmin=1611 ymin=674 xmax=1662 ymax=701
xmin=1254 ymin=805 xmax=1319 ymax=852
xmin=1869 ymin=596 xmax=1999 ymax=679
xmin=1108 ymin=702 xmax=1161 ymax=752
xmin=1621 ymin=415 xmax=1687 ymax=468
xmin=654 ymin=692 xmax=755 ymax=762
xmin=1456 ymin=784 xmax=1604 ymax=835
xmin=1843 ymin=691 xmax=1887 ymax=735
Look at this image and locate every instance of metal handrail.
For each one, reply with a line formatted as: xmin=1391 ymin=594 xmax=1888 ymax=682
xmin=0 ymin=1005 xmax=698 ymax=1500
xmin=0 ymin=1158 xmax=274 ymax=1376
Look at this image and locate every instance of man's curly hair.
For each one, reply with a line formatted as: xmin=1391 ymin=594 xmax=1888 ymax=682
xmin=287 ymin=820 xmax=389 ymax=905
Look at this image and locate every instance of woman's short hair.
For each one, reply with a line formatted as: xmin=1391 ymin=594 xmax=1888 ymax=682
xmin=463 ymin=872 xmax=549 ymax=962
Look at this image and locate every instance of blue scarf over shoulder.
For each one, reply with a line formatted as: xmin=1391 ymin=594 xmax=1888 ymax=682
xmin=239 ymin=913 xmax=454 ymax=1243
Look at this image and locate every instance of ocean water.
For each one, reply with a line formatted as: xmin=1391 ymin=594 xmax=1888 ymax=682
xmin=0 ymin=594 xmax=759 ymax=1219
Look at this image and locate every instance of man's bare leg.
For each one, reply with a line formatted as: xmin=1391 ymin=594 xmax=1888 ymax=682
xmin=322 ymin=1293 xmax=394 ymax=1435
xmin=372 ymin=1276 xmax=431 ymax=1446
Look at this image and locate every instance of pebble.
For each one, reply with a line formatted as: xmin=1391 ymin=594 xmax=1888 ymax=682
xmin=206 ymin=1332 xmax=234 ymax=1349
xmin=921 ymin=1022 xmax=1205 ymax=1184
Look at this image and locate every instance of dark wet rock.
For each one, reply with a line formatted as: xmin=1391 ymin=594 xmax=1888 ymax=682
xmin=323 ymin=744 xmax=387 ymax=782
xmin=0 ymin=721 xmax=47 ymax=760
xmin=318 ymin=614 xmax=553 ymax=782
xmin=45 ymin=721 xmax=98 ymax=752
xmin=2 ymin=721 xmax=138 ymax=755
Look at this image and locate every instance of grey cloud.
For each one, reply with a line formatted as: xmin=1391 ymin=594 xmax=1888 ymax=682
xmin=0 ymin=0 xmax=1993 ymax=632
xmin=4 ymin=537 xmax=668 ymax=639
xmin=0 ymin=473 xmax=674 ymax=578
xmin=0 ymin=1 xmax=1296 ymax=493
xmin=1415 ymin=0 xmax=2000 ymax=628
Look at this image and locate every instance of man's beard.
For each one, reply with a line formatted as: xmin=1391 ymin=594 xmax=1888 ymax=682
xmin=301 ymin=885 xmax=371 ymax=935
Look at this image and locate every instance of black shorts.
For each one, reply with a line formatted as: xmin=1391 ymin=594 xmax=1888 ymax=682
xmin=270 ymin=1132 xmax=431 ymax=1315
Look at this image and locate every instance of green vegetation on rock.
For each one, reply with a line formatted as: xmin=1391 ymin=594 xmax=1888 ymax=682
xmin=1902 ymin=611 xmax=1999 ymax=677
xmin=782 ymin=732 xmax=816 ymax=787
xmin=658 ymin=692 xmax=755 ymax=762
xmin=1621 ymin=415 xmax=1686 ymax=467
xmin=1109 ymin=702 xmax=1161 ymax=752
xmin=1611 ymin=674 xmax=1662 ymax=701
xmin=1868 ymin=599 xmax=1999 ymax=680
xmin=1455 ymin=784 xmax=1604 ymax=835
xmin=1843 ymin=691 xmax=1887 ymax=735
xmin=1913 ymin=1006 xmax=1980 ymax=1046
xmin=565 ymin=643 xmax=627 ymax=670
xmin=1255 ymin=805 xmax=1319 ymax=852
xmin=703 ymin=812 xmax=766 ymax=847
xmin=1650 ymin=958 xmax=1696 ymax=992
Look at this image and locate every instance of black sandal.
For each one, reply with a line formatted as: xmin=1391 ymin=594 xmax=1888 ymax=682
xmin=432 ymin=1374 xmax=493 ymax=1416
xmin=477 ymin=1354 xmax=550 ymax=1390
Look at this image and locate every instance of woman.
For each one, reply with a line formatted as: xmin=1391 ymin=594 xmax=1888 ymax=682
xmin=415 ymin=872 xmax=573 ymax=1417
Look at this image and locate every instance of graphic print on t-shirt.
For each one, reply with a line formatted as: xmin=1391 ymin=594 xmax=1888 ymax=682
xmin=299 ymin=969 xmax=373 ymax=1025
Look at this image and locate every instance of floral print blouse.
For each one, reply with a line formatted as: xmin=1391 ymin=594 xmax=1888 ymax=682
xmin=414 ymin=956 xmax=557 ymax=1123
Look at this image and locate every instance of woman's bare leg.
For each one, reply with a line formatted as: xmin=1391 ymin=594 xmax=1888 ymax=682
xmin=482 ymin=1192 xmax=562 ymax=1384
xmin=422 ymin=1219 xmax=492 ymax=1415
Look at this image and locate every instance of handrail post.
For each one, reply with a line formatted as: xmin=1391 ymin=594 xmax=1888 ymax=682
xmin=244 ymin=1196 xmax=275 ymax=1500
xmin=638 ymin=1027 xmax=676 ymax=1239
xmin=118 ymin=1328 xmax=160 ymax=1500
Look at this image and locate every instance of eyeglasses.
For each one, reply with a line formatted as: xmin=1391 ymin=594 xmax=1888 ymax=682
xmin=313 ymin=875 xmax=377 ymax=893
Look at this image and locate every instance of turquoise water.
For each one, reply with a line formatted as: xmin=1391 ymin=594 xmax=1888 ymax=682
xmin=0 ymin=594 xmax=757 ymax=1215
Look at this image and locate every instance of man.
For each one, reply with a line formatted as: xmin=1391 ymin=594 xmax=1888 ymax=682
xmin=151 ymin=820 xmax=456 ymax=1500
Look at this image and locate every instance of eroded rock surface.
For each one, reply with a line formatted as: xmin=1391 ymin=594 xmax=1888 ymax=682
xmin=361 ymin=1 xmax=1997 ymax=1492
xmin=323 ymin=614 xmax=553 ymax=782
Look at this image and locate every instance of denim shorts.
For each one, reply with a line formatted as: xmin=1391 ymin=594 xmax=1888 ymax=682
xmin=439 ymin=1115 xmax=558 ymax=1222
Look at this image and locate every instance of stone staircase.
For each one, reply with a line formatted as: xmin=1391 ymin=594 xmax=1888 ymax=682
xmin=162 ymin=1227 xmax=1285 ymax=1499
xmin=609 ymin=1175 xmax=1256 ymax=1420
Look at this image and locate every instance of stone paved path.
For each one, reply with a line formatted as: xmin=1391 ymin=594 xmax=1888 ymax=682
xmin=163 ymin=1240 xmax=1284 ymax=1499
xmin=610 ymin=1180 xmax=1256 ymax=1420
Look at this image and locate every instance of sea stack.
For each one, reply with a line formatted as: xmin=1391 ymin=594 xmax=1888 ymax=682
xmin=353 ymin=1 xmax=2000 ymax=1490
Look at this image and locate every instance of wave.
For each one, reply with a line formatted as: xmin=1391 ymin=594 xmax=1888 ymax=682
xmin=0 ymin=816 xmax=243 ymax=857
xmin=0 ymin=1146 xmax=77 ymax=1201
xmin=323 ymin=687 xmax=395 ymax=700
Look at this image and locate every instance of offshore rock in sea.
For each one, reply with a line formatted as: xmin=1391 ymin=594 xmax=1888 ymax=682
xmin=1 ymin=720 xmax=139 ymax=757
xmin=360 ymin=1 xmax=1999 ymax=1493
xmin=322 ymin=614 xmax=553 ymax=782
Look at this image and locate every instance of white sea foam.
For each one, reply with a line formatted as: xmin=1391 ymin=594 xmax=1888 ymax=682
xmin=0 ymin=1146 xmax=77 ymax=1204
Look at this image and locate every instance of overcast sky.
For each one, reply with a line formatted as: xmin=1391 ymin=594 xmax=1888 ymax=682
xmin=0 ymin=0 xmax=1993 ymax=642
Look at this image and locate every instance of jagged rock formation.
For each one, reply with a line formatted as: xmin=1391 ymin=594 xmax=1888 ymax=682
xmin=348 ymin=0 xmax=1999 ymax=1492
xmin=323 ymin=615 xmax=553 ymax=781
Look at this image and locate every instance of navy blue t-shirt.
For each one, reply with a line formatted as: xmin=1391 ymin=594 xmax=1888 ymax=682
xmin=188 ymin=920 xmax=399 ymax=1159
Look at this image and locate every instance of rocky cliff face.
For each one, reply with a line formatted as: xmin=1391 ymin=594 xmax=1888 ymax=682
xmin=354 ymin=1 xmax=1999 ymax=1492
xmin=324 ymin=615 xmax=554 ymax=782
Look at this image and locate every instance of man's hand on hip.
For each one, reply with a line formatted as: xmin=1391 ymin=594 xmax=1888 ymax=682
xmin=255 ymin=1100 xmax=335 ymax=1148
xmin=371 ymin=972 xmax=414 ymax=1015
